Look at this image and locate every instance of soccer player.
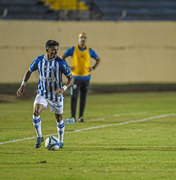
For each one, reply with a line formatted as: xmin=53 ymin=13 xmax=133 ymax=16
xmin=62 ymin=32 xmax=101 ymax=123
xmin=17 ymin=40 xmax=72 ymax=148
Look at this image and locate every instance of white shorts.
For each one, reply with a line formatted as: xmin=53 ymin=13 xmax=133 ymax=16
xmin=34 ymin=94 xmax=64 ymax=114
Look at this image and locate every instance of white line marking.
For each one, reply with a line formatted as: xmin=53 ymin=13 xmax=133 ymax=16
xmin=0 ymin=137 xmax=36 ymax=145
xmin=67 ymin=114 xmax=176 ymax=133
xmin=88 ymin=112 xmax=148 ymax=121
xmin=0 ymin=114 xmax=175 ymax=145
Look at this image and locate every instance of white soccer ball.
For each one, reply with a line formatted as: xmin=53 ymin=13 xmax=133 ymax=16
xmin=45 ymin=136 xmax=60 ymax=151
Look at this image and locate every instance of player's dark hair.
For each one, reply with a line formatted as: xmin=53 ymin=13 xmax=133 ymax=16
xmin=46 ymin=40 xmax=59 ymax=48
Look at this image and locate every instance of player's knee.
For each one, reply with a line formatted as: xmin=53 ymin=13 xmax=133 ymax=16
xmin=33 ymin=111 xmax=40 ymax=116
xmin=55 ymin=114 xmax=62 ymax=122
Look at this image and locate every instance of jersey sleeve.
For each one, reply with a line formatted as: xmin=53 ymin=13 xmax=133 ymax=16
xmin=63 ymin=46 xmax=74 ymax=57
xmin=60 ymin=60 xmax=71 ymax=76
xmin=29 ymin=57 xmax=39 ymax=72
xmin=89 ymin=48 xmax=99 ymax=59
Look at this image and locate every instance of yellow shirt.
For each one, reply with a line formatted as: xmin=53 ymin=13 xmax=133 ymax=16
xmin=71 ymin=45 xmax=91 ymax=76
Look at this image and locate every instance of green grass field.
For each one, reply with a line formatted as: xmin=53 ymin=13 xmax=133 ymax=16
xmin=0 ymin=92 xmax=176 ymax=180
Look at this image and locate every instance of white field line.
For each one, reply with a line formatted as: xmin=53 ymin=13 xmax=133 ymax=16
xmin=68 ymin=114 xmax=176 ymax=133
xmin=88 ymin=111 xmax=148 ymax=121
xmin=0 ymin=113 xmax=175 ymax=145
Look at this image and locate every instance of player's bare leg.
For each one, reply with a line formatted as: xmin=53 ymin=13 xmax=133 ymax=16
xmin=33 ymin=103 xmax=45 ymax=148
xmin=55 ymin=113 xmax=65 ymax=148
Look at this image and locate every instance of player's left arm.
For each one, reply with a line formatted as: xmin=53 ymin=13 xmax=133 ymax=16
xmin=88 ymin=48 xmax=101 ymax=72
xmin=90 ymin=56 xmax=101 ymax=71
xmin=55 ymin=61 xmax=73 ymax=96
xmin=55 ymin=74 xmax=73 ymax=96
xmin=63 ymin=73 xmax=73 ymax=91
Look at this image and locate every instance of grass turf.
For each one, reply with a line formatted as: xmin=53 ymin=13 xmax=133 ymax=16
xmin=0 ymin=92 xmax=176 ymax=180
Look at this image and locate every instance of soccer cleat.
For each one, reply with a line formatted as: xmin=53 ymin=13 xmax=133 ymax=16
xmin=78 ymin=117 xmax=84 ymax=123
xmin=59 ymin=142 xmax=64 ymax=148
xmin=35 ymin=136 xmax=44 ymax=148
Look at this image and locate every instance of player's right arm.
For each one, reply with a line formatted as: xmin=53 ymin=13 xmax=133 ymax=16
xmin=62 ymin=46 xmax=74 ymax=59
xmin=16 ymin=70 xmax=32 ymax=97
xmin=17 ymin=56 xmax=39 ymax=97
xmin=62 ymin=46 xmax=75 ymax=70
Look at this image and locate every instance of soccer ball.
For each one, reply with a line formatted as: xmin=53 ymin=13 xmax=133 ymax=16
xmin=45 ymin=136 xmax=60 ymax=151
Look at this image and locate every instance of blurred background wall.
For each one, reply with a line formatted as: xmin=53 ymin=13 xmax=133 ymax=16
xmin=0 ymin=20 xmax=176 ymax=84
xmin=0 ymin=0 xmax=176 ymax=85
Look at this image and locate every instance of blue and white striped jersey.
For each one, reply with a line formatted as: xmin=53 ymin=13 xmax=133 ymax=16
xmin=29 ymin=54 xmax=71 ymax=102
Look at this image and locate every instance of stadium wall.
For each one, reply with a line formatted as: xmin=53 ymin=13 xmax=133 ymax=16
xmin=0 ymin=20 xmax=176 ymax=84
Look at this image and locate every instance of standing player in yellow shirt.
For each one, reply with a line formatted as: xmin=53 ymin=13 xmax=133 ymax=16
xmin=62 ymin=32 xmax=101 ymax=123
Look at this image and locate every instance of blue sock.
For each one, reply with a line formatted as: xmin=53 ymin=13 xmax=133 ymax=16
xmin=32 ymin=115 xmax=42 ymax=137
xmin=56 ymin=120 xmax=65 ymax=143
